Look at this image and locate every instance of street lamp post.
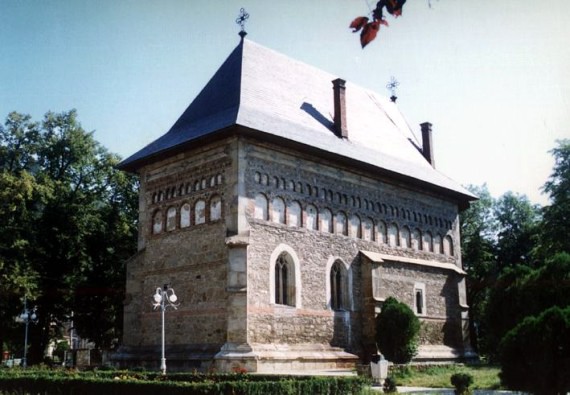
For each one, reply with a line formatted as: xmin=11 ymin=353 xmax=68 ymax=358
xmin=152 ymin=284 xmax=179 ymax=375
xmin=17 ymin=297 xmax=38 ymax=368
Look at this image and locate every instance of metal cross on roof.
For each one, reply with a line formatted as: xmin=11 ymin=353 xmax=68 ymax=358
xmin=386 ymin=76 xmax=400 ymax=103
xmin=236 ymin=8 xmax=249 ymax=38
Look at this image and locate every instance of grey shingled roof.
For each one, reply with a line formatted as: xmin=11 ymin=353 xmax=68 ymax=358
xmin=118 ymin=38 xmax=475 ymax=201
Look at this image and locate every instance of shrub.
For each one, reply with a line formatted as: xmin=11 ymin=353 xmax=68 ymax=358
xmin=450 ymin=372 xmax=473 ymax=395
xmin=382 ymin=376 xmax=398 ymax=393
xmin=375 ymin=297 xmax=420 ymax=364
xmin=499 ymin=305 xmax=570 ymax=395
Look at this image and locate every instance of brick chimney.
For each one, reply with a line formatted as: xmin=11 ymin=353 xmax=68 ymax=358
xmin=332 ymin=78 xmax=348 ymax=139
xmin=421 ymin=122 xmax=435 ymax=167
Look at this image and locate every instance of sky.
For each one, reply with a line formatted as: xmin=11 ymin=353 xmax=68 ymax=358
xmin=1 ymin=0 xmax=569 ymax=206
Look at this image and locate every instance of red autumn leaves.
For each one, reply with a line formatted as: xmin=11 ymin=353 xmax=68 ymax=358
xmin=350 ymin=0 xmax=407 ymax=48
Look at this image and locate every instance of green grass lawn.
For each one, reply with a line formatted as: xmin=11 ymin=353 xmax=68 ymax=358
xmin=391 ymin=364 xmax=502 ymax=389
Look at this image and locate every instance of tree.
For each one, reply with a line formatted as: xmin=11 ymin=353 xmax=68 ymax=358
xmin=538 ymin=139 xmax=570 ymax=257
xmin=499 ymin=305 xmax=570 ymax=395
xmin=484 ymin=253 xmax=570 ymax=360
xmin=0 ymin=110 xmax=137 ymax=362
xmin=375 ymin=297 xmax=420 ymax=363
xmin=494 ymin=191 xmax=540 ymax=270
xmin=460 ymin=184 xmax=497 ymax=352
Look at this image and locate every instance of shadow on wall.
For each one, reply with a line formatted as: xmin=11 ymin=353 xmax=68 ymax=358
xmin=441 ymin=275 xmax=463 ymax=348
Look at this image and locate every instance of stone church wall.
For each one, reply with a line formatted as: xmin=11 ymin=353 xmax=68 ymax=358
xmin=122 ymin=141 xmax=234 ymax=356
xmin=242 ymin=140 xmax=465 ymax=357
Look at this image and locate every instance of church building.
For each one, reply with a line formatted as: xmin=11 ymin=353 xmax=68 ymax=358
xmin=115 ymin=35 xmax=476 ymax=372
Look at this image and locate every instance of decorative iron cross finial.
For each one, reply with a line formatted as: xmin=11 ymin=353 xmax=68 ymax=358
xmin=386 ymin=76 xmax=400 ymax=103
xmin=236 ymin=8 xmax=249 ymax=38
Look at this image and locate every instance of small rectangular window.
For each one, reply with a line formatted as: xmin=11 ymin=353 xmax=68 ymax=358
xmin=414 ymin=282 xmax=426 ymax=316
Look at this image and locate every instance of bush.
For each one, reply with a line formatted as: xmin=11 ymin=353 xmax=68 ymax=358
xmin=375 ymin=297 xmax=420 ymax=364
xmin=450 ymin=373 xmax=473 ymax=395
xmin=382 ymin=376 xmax=398 ymax=393
xmin=499 ymin=305 xmax=570 ymax=395
xmin=0 ymin=369 xmax=368 ymax=395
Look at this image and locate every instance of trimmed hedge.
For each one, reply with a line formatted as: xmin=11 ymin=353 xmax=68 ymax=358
xmin=0 ymin=369 xmax=368 ymax=395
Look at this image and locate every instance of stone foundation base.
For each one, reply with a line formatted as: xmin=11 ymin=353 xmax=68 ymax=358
xmin=111 ymin=342 xmax=359 ymax=373
xmin=111 ymin=344 xmax=220 ymax=372
xmin=415 ymin=345 xmax=477 ymax=363
xmin=214 ymin=343 xmax=359 ymax=373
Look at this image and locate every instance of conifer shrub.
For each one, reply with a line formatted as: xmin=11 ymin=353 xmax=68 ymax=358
xmin=499 ymin=305 xmax=570 ymax=395
xmin=375 ymin=297 xmax=420 ymax=364
xmin=382 ymin=376 xmax=398 ymax=393
xmin=450 ymin=372 xmax=473 ymax=395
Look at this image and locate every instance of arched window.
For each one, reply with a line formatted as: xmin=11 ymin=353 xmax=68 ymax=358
xmin=254 ymin=193 xmax=268 ymax=220
xmin=274 ymin=253 xmax=296 ymax=307
xmin=362 ymin=218 xmax=374 ymax=241
xmin=180 ymin=203 xmax=191 ymax=228
xmin=261 ymin=174 xmax=268 ymax=185
xmin=320 ymin=208 xmax=333 ymax=233
xmin=217 ymin=174 xmax=223 ymax=184
xmin=195 ymin=199 xmax=206 ymax=224
xmin=152 ymin=192 xmax=157 ymax=204
xmin=288 ymin=201 xmax=302 ymax=227
xmin=388 ymin=223 xmax=399 ymax=246
xmin=166 ymin=207 xmax=177 ymax=231
xmin=349 ymin=215 xmax=361 ymax=238
xmin=306 ymin=204 xmax=318 ymax=230
xmin=210 ymin=176 xmax=216 ymax=187
xmin=271 ymin=197 xmax=285 ymax=224
xmin=273 ymin=176 xmax=280 ymax=188
xmin=443 ymin=235 xmax=454 ymax=256
xmin=210 ymin=196 xmax=222 ymax=221
xmin=434 ymin=234 xmax=443 ymax=254
xmin=335 ymin=212 xmax=348 ymax=235
xmin=330 ymin=261 xmax=344 ymax=311
xmin=254 ymin=172 xmax=261 ymax=183
xmin=400 ymin=226 xmax=411 ymax=249
xmin=411 ymin=228 xmax=422 ymax=250
xmin=377 ymin=221 xmax=387 ymax=244
xmin=201 ymin=178 xmax=207 ymax=189
xmin=152 ymin=211 xmax=163 ymax=234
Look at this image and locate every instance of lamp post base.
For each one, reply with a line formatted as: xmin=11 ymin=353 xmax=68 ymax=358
xmin=160 ymin=358 xmax=166 ymax=375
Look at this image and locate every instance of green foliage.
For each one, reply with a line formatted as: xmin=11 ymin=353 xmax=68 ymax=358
xmin=0 ymin=110 xmax=138 ymax=361
xmin=0 ymin=369 xmax=368 ymax=395
xmin=484 ymin=252 xmax=570 ymax=359
xmin=538 ymin=139 xmax=570 ymax=257
xmin=389 ymin=364 xmax=500 ymax=390
xmin=461 ymin=184 xmax=541 ymax=356
xmin=499 ymin=305 xmax=570 ymax=394
xmin=382 ymin=376 xmax=398 ymax=393
xmin=450 ymin=372 xmax=473 ymax=395
xmin=494 ymin=191 xmax=540 ymax=270
xmin=375 ymin=297 xmax=420 ymax=364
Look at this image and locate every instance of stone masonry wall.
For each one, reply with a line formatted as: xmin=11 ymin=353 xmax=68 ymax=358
xmin=122 ymin=141 xmax=234 ymax=353
xmin=241 ymin=140 xmax=465 ymax=357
